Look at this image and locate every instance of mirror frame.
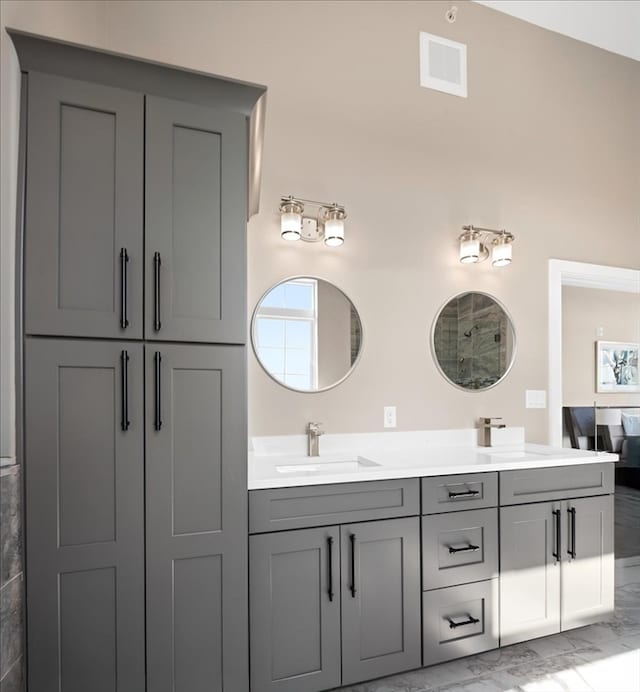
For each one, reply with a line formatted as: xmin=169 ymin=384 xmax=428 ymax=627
xmin=251 ymin=275 xmax=365 ymax=394
xmin=430 ymin=291 xmax=517 ymax=392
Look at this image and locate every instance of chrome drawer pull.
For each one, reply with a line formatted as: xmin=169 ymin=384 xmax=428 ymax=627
xmin=448 ymin=488 xmax=480 ymax=499
xmin=447 ymin=614 xmax=480 ymax=629
xmin=448 ymin=543 xmax=480 ymax=554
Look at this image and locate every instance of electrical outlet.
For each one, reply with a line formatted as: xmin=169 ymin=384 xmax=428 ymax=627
xmin=384 ymin=406 xmax=397 ymax=428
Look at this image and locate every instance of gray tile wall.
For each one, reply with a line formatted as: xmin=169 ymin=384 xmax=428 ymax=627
xmin=0 ymin=465 xmax=25 ymax=692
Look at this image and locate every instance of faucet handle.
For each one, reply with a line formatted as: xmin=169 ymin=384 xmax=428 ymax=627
xmin=308 ymin=422 xmax=324 ymax=435
xmin=480 ymin=416 xmax=502 ymax=424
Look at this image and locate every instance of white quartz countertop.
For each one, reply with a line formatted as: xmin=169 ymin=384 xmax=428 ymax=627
xmin=248 ymin=429 xmax=618 ymax=490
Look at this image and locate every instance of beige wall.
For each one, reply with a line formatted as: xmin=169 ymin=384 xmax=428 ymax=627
xmin=562 ymin=287 xmax=640 ymax=408
xmin=317 ymin=281 xmax=352 ymax=390
xmin=2 ymin=1 xmax=639 ymax=449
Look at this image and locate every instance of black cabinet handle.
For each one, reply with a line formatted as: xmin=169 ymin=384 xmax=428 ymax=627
xmin=448 ymin=488 xmax=480 ymax=499
xmin=327 ymin=536 xmax=334 ymax=602
xmin=349 ymin=533 xmax=357 ymax=598
xmin=447 ymin=614 xmax=480 ymax=629
xmin=552 ymin=509 xmax=561 ymax=562
xmin=120 ymin=350 xmax=130 ymax=431
xmin=567 ymin=507 xmax=576 ymax=559
xmin=120 ymin=248 xmax=129 ymax=329
xmin=153 ymin=252 xmax=162 ymax=332
xmin=448 ymin=543 xmax=480 ymax=554
xmin=154 ymin=351 xmax=162 ymax=431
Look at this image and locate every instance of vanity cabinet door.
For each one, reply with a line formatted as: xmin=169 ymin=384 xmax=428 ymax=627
xmin=145 ymin=95 xmax=247 ymax=344
xmin=145 ymin=343 xmax=247 ymax=692
xmin=561 ymin=495 xmax=614 ymax=631
xmin=500 ymin=502 xmax=561 ymax=646
xmin=25 ymin=72 xmax=143 ymax=339
xmin=250 ymin=528 xmax=341 ymax=692
xmin=340 ymin=517 xmax=421 ymax=686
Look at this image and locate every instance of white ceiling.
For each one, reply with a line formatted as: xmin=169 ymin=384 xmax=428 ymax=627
xmin=474 ymin=0 xmax=640 ymax=62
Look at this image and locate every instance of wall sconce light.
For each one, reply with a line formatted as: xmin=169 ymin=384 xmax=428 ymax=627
xmin=458 ymin=225 xmax=515 ymax=267
xmin=279 ymin=195 xmax=347 ymax=247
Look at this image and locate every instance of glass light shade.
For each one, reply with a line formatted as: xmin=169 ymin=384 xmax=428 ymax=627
xmin=324 ymin=210 xmax=345 ymax=247
xmin=491 ymin=239 xmax=512 ymax=267
xmin=280 ymin=210 xmax=302 ymax=241
xmin=459 ymin=235 xmax=480 ymax=263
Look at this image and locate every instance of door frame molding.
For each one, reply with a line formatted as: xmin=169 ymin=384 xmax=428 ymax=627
xmin=547 ymin=259 xmax=640 ymax=446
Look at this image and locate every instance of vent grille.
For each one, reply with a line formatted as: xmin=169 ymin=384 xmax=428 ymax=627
xmin=420 ymin=32 xmax=467 ymax=98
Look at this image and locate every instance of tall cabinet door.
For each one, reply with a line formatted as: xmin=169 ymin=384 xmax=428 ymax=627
xmin=500 ymin=502 xmax=561 ymax=646
xmin=25 ymin=72 xmax=143 ymax=339
xmin=340 ymin=517 xmax=421 ymax=686
xmin=145 ymin=344 xmax=247 ymax=692
xmin=145 ymin=96 xmax=247 ymax=344
xmin=561 ymin=495 xmax=614 ymax=631
xmin=25 ymin=338 xmax=145 ymax=692
xmin=249 ymin=527 xmax=341 ymax=692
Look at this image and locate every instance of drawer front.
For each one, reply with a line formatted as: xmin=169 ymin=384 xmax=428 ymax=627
xmin=422 ymin=473 xmax=498 ymax=514
xmin=422 ymin=508 xmax=498 ymax=591
xmin=249 ymin=479 xmax=420 ymax=533
xmin=423 ymin=580 xmax=498 ymax=667
xmin=499 ymin=463 xmax=614 ymax=506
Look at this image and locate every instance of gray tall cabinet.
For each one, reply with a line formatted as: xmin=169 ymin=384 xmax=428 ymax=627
xmin=12 ymin=31 xmax=265 ymax=692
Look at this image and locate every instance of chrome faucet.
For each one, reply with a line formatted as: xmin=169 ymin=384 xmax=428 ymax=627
xmin=307 ymin=422 xmax=324 ymax=457
xmin=478 ymin=417 xmax=506 ymax=447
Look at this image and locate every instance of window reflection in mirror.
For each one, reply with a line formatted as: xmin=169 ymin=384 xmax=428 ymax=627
xmin=432 ymin=292 xmax=516 ymax=391
xmin=252 ymin=277 xmax=363 ymax=392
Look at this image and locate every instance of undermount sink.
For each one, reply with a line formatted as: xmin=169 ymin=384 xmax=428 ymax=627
xmin=276 ymin=457 xmax=380 ymax=474
xmin=484 ymin=450 xmax=550 ymax=459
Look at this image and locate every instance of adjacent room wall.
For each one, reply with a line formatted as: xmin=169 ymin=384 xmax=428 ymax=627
xmin=562 ymin=286 xmax=640 ymax=408
xmin=2 ymin=1 xmax=640 ymax=447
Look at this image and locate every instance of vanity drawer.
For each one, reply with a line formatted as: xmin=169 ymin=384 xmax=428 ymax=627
xmin=423 ymin=579 xmax=498 ymax=667
xmin=249 ymin=478 xmax=420 ymax=533
xmin=499 ymin=462 xmax=614 ymax=505
xmin=421 ymin=473 xmax=498 ymax=514
xmin=422 ymin=508 xmax=498 ymax=591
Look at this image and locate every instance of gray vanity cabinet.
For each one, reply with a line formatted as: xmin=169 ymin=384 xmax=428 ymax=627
xmin=24 ymin=338 xmax=145 ymax=692
xmin=145 ymin=96 xmax=247 ymax=344
xmin=499 ymin=501 xmax=561 ymax=646
xmin=25 ymin=72 xmax=143 ymax=339
xmin=249 ymin=527 xmax=341 ymax=692
xmin=561 ymin=495 xmax=614 ymax=631
xmin=145 ymin=343 xmax=247 ymax=692
xmin=340 ymin=517 xmax=421 ymax=686
xmin=500 ymin=493 xmax=614 ymax=646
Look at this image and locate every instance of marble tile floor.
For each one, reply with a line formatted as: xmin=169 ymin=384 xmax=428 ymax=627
xmin=336 ymin=565 xmax=640 ymax=692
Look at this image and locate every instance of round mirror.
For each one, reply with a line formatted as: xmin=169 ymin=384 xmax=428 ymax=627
xmin=431 ymin=292 xmax=516 ymax=391
xmin=252 ymin=277 xmax=363 ymax=392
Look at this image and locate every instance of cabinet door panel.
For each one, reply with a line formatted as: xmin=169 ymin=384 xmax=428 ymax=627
xmin=145 ymin=96 xmax=247 ymax=343
xmin=25 ymin=72 xmax=143 ymax=338
xmin=25 ymin=339 xmax=145 ymax=692
xmin=561 ymin=496 xmax=614 ymax=631
xmin=341 ymin=517 xmax=421 ymax=685
xmin=145 ymin=344 xmax=247 ymax=692
xmin=250 ymin=528 xmax=341 ymax=692
xmin=500 ymin=502 xmax=561 ymax=646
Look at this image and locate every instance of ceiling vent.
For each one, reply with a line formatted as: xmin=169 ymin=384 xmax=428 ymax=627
xmin=419 ymin=32 xmax=467 ymax=98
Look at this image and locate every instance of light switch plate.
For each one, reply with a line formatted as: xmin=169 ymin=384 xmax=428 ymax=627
xmin=526 ymin=390 xmax=547 ymax=409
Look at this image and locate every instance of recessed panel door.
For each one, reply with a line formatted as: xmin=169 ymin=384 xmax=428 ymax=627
xmin=340 ymin=517 xmax=421 ymax=686
xmin=145 ymin=96 xmax=247 ymax=343
xmin=25 ymin=338 xmax=145 ymax=692
xmin=145 ymin=343 xmax=247 ymax=692
xmin=25 ymin=72 xmax=143 ymax=338
xmin=500 ymin=502 xmax=561 ymax=646
xmin=250 ymin=527 xmax=341 ymax=692
xmin=561 ymin=495 xmax=614 ymax=631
